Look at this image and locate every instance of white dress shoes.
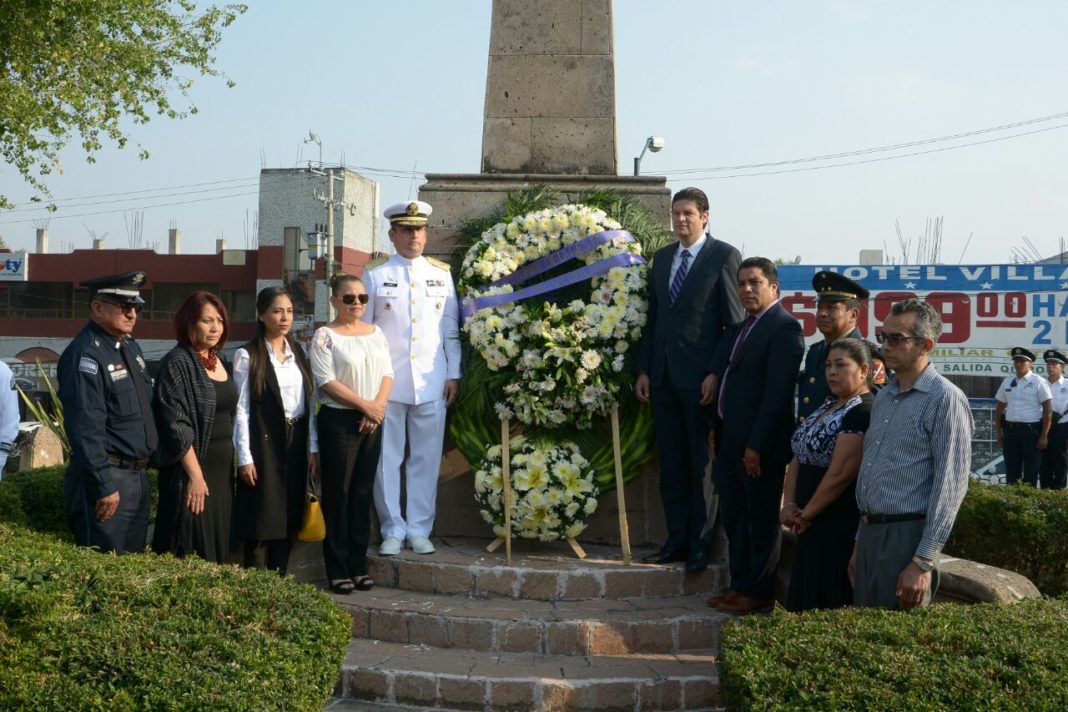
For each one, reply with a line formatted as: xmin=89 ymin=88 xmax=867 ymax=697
xmin=407 ymin=536 xmax=435 ymax=554
xmin=379 ymin=537 xmax=402 ymax=556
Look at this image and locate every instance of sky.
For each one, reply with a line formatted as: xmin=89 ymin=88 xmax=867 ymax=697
xmin=1 ymin=1 xmax=1066 ymax=264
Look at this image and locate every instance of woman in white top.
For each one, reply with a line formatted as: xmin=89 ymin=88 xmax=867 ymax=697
xmin=232 ymin=287 xmax=319 ymax=573
xmin=310 ymin=273 xmax=394 ymax=594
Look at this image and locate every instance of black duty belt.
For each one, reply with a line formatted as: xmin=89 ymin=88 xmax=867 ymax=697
xmin=860 ymin=512 xmax=926 ymax=524
xmin=107 ymin=454 xmax=150 ymax=470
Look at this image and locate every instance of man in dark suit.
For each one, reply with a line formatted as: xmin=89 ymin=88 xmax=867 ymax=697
xmin=705 ymin=257 xmax=804 ymax=614
xmin=635 ymin=187 xmax=743 ymax=572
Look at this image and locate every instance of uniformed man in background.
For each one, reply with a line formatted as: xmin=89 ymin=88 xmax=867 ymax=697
xmin=1040 ymin=349 xmax=1068 ymax=489
xmin=797 ymin=271 xmax=869 ymax=422
xmin=58 ymin=271 xmax=157 ymax=553
xmin=0 ymin=359 xmax=19 ymax=478
xmin=363 ymin=201 xmax=461 ymax=556
xmin=995 ymin=347 xmax=1052 ymax=486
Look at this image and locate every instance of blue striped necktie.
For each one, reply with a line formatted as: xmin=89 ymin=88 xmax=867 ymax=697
xmin=669 ymin=249 xmax=691 ymax=305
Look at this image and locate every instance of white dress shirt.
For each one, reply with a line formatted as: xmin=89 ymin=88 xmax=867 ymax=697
xmin=1048 ymin=376 xmax=1068 ymax=417
xmin=996 ymin=370 xmax=1052 ymax=423
xmin=668 ymin=232 xmax=707 ymax=288
xmin=232 ymin=341 xmax=318 ymax=468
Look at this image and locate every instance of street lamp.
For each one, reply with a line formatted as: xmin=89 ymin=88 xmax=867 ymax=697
xmin=633 ymin=136 xmax=666 ymax=176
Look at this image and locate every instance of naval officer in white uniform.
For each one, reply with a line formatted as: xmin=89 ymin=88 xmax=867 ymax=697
xmin=362 ymin=200 xmax=461 ymax=555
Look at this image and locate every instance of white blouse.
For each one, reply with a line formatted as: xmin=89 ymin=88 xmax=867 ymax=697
xmin=310 ymin=325 xmax=394 ymax=409
xmin=232 ymin=341 xmax=319 ymax=468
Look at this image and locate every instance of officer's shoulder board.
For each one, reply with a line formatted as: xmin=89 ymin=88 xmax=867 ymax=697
xmin=364 ymin=256 xmax=390 ymax=271
xmin=425 ymin=256 xmax=451 ymax=272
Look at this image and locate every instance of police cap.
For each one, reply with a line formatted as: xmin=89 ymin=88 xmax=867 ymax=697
xmin=1011 ymin=346 xmax=1036 ymax=362
xmin=385 ymin=200 xmax=432 ymax=227
xmin=1043 ymin=349 xmax=1067 ymax=365
xmin=812 ymin=270 xmax=870 ymax=302
xmin=82 ymin=271 xmax=147 ymax=305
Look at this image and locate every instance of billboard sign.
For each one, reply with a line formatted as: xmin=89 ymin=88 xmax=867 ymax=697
xmin=777 ymin=263 xmax=1068 ymax=377
xmin=0 ymin=253 xmax=28 ymax=281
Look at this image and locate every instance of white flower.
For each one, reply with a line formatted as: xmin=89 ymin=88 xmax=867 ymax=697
xmin=580 ymin=351 xmax=602 ymax=370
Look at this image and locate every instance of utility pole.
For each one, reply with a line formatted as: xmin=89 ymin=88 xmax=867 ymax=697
xmin=312 ymin=166 xmax=358 ymax=320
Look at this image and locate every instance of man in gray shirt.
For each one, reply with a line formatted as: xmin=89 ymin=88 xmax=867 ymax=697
xmin=851 ymin=299 xmax=973 ymax=609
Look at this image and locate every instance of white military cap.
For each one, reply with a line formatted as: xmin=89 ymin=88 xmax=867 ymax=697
xmin=384 ymin=200 xmax=433 ymax=226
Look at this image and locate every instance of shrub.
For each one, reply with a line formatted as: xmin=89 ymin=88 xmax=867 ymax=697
xmin=719 ymin=599 xmax=1068 ymax=711
xmin=945 ymin=482 xmax=1068 ymax=596
xmin=0 ymin=465 xmax=160 ymax=541
xmin=0 ymin=525 xmax=351 ymax=711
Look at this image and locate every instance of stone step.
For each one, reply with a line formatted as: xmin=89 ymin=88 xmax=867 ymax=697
xmin=338 ymin=638 xmax=720 ymax=711
xmin=333 ymin=586 xmax=730 ymax=656
xmin=365 ymin=537 xmax=727 ymax=602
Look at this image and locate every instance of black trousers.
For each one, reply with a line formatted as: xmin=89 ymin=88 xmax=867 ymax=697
xmin=1003 ymin=422 xmax=1041 ymax=486
xmin=650 ymin=379 xmax=710 ymax=552
xmin=64 ymin=465 xmax=150 ymax=554
xmin=712 ymin=452 xmax=786 ymax=600
xmin=1040 ymin=422 xmax=1068 ymax=490
xmin=317 ymin=406 xmax=381 ymax=581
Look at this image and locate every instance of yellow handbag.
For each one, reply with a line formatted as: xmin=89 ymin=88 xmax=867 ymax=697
xmin=297 ymin=477 xmax=325 ymax=542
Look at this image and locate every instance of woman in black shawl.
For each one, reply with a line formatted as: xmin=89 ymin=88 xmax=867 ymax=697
xmin=152 ymin=290 xmax=236 ymax=563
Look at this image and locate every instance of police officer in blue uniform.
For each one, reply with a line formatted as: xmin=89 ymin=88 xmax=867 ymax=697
xmin=796 ymin=271 xmax=870 ymax=423
xmin=1040 ymin=349 xmax=1068 ymax=489
xmin=58 ymin=271 xmax=157 ymax=553
xmin=995 ymin=347 xmax=1052 ymax=486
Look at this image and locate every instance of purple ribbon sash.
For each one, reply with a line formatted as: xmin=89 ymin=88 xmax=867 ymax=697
xmin=461 ymin=229 xmax=646 ymax=321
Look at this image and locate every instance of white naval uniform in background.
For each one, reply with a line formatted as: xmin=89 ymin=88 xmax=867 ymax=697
xmin=0 ymin=361 xmax=18 ymax=477
xmin=363 ymin=254 xmax=461 ymax=541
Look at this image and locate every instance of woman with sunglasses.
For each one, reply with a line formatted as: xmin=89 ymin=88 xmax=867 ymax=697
xmin=309 ymin=273 xmax=393 ymax=594
xmin=232 ymin=287 xmax=319 ymax=573
xmin=153 ymin=290 xmax=236 ymax=563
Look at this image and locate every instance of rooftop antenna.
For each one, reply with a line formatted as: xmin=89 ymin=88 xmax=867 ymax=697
xmin=304 ymin=130 xmax=322 ymax=168
xmin=957 ymin=232 xmax=973 ymax=264
xmin=407 ymin=160 xmax=418 ymax=200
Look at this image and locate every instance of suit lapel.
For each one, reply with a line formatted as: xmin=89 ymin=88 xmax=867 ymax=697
xmin=655 ymin=243 xmax=678 ymax=300
xmin=736 ymin=302 xmax=782 ymax=360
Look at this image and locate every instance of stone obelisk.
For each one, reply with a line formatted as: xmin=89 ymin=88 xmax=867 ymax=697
xmin=419 ymin=0 xmax=670 ymax=258
xmin=419 ymin=0 xmax=669 ymax=545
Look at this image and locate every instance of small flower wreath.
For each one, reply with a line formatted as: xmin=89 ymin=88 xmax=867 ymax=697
xmin=474 ymin=439 xmax=599 ymax=542
xmin=458 ymin=204 xmax=648 ymax=429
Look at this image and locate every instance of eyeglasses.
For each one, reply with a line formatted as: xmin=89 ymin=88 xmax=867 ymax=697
xmin=98 ymin=300 xmax=142 ymax=315
xmin=339 ymin=293 xmax=369 ymax=305
xmin=876 ymin=331 xmax=924 ymax=347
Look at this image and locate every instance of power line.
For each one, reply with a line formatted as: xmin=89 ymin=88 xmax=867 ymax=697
xmin=658 ymin=109 xmax=1068 ymax=175
xmin=686 ymin=121 xmax=1068 ymax=181
xmin=0 ymin=191 xmax=260 ymax=225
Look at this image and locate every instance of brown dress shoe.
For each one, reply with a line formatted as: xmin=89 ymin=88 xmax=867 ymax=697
xmin=717 ymin=594 xmax=775 ymax=615
xmin=707 ymin=590 xmax=738 ymax=607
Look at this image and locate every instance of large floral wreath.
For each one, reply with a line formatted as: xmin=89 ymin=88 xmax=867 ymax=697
xmin=459 ymin=204 xmax=647 ymax=429
xmin=474 ymin=439 xmax=598 ymax=541
xmin=450 ymin=187 xmax=670 ymax=541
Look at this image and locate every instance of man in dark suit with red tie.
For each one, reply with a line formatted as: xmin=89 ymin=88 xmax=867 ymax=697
xmin=705 ymin=257 xmax=804 ymax=614
xmin=635 ymin=188 xmax=743 ymax=572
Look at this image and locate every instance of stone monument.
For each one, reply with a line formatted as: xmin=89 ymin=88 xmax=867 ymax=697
xmin=419 ymin=0 xmax=671 ymax=259
xmin=420 ymin=0 xmax=669 ymax=545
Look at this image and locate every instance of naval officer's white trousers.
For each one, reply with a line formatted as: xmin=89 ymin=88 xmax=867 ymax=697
xmin=373 ymin=398 xmax=447 ymax=541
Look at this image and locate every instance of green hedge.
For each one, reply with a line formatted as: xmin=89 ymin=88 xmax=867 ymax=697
xmin=0 ymin=467 xmax=351 ymax=710
xmin=720 ymin=599 xmax=1068 ymax=711
xmin=945 ymin=482 xmax=1068 ymax=596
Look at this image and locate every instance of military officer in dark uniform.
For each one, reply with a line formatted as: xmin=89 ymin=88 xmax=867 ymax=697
xmin=995 ymin=347 xmax=1052 ymax=486
xmin=797 ymin=271 xmax=870 ymax=422
xmin=58 ymin=271 xmax=157 ymax=553
xmin=1040 ymin=349 xmax=1068 ymax=489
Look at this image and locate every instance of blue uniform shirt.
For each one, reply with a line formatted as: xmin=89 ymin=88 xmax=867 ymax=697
xmin=58 ymin=321 xmax=154 ymax=498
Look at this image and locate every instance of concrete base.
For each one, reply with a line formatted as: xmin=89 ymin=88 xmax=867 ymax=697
xmin=418 ymin=172 xmax=671 ymax=258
